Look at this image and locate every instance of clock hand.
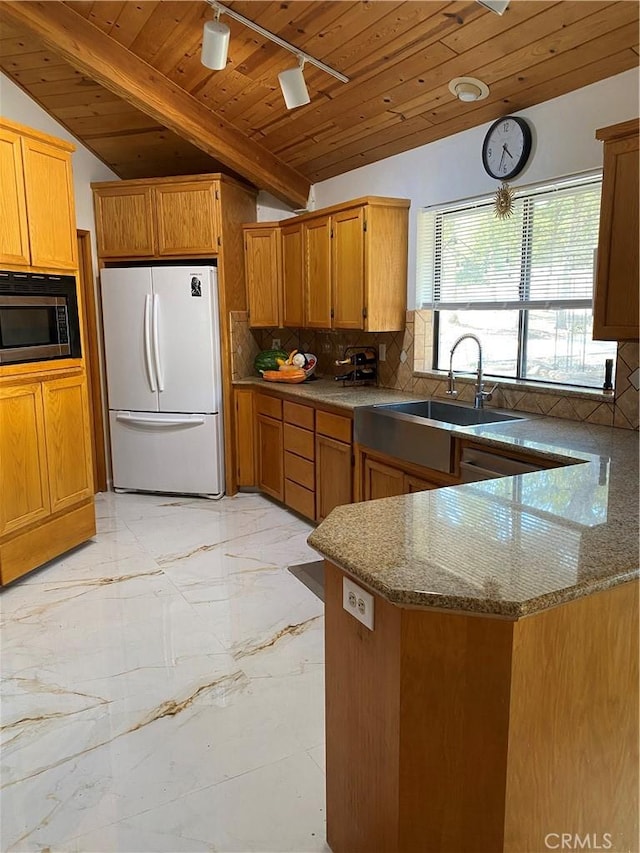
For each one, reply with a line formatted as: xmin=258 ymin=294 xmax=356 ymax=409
xmin=499 ymin=146 xmax=506 ymax=172
xmin=504 ymin=144 xmax=514 ymax=160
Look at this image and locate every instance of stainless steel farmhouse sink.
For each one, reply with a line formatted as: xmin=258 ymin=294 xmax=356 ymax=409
xmin=354 ymin=400 xmax=525 ymax=474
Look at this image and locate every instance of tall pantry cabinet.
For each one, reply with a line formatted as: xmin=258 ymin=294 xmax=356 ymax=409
xmin=0 ymin=117 xmax=96 ymax=586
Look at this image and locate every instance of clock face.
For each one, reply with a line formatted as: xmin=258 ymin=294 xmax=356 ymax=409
xmin=482 ymin=116 xmax=532 ymax=180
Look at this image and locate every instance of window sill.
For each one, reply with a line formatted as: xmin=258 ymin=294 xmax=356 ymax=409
xmin=412 ymin=370 xmax=615 ymax=403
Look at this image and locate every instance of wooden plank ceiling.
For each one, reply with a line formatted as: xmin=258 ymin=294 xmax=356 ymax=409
xmin=0 ymin=0 xmax=638 ymax=205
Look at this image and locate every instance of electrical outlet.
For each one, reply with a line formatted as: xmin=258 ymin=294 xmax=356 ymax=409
xmin=342 ymin=577 xmax=374 ymax=630
xmin=379 ymin=343 xmax=386 ymax=362
xmin=272 ymin=338 xmax=281 ymax=350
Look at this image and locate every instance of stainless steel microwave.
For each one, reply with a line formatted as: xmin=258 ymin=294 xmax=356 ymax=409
xmin=0 ymin=270 xmax=82 ymax=365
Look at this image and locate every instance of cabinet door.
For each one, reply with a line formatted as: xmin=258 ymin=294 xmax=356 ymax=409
xmin=244 ymin=226 xmax=282 ymax=327
xmin=257 ymin=414 xmax=283 ymax=501
xmin=593 ymin=131 xmax=639 ymax=340
xmin=235 ymin=388 xmax=255 ymax=486
xmin=282 ymin=221 xmax=305 ymax=327
xmin=304 ymin=216 xmax=332 ymax=329
xmin=404 ymin=475 xmax=439 ymax=494
xmin=316 ymin=434 xmax=352 ymax=522
xmin=0 ymin=383 xmax=50 ymax=536
xmin=0 ymin=127 xmax=30 ymax=266
xmin=154 ymin=181 xmax=220 ymax=256
xmin=363 ymin=457 xmax=405 ymax=501
xmin=22 ymin=137 xmax=77 ymax=270
xmin=42 ymin=374 xmax=93 ymax=514
xmin=93 ymin=186 xmax=155 ymax=258
xmin=332 ymin=207 xmax=365 ymax=330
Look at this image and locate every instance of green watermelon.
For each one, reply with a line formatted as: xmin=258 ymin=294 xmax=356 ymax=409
xmin=254 ymin=349 xmax=289 ymax=374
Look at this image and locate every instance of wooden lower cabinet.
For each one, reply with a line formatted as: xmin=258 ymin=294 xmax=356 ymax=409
xmin=316 ymin=434 xmax=352 ymax=522
xmin=325 ymin=562 xmax=639 ymax=853
xmin=363 ymin=457 xmax=406 ymax=501
xmin=257 ymin=414 xmax=283 ymax=501
xmin=0 ymin=382 xmax=50 ymax=536
xmin=235 ymin=388 xmax=256 ymax=486
xmin=0 ymin=369 xmax=96 ymax=585
xmin=42 ymin=374 xmax=93 ymax=513
xmin=359 ymin=448 xmax=459 ymax=501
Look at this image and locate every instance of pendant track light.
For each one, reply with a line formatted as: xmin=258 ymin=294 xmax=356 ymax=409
xmin=278 ymin=56 xmax=310 ymax=110
xmin=201 ymin=9 xmax=230 ymax=70
xmin=476 ymin=0 xmax=510 ymax=14
xmin=201 ymin=0 xmax=348 ymax=110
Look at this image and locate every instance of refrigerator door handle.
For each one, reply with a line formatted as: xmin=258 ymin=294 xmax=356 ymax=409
xmin=143 ymin=294 xmax=156 ymax=392
xmin=152 ymin=293 xmax=165 ymax=392
xmin=115 ymin=413 xmax=205 ymax=428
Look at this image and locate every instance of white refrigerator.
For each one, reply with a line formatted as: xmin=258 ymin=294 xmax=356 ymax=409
xmin=101 ymin=265 xmax=224 ymax=498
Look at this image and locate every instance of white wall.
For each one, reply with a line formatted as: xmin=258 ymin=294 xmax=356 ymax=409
xmin=0 ymin=72 xmax=118 ymax=266
xmin=312 ymin=69 xmax=639 ymax=306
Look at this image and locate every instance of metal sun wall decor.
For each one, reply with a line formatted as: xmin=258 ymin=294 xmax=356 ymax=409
xmin=494 ymin=181 xmax=515 ymax=219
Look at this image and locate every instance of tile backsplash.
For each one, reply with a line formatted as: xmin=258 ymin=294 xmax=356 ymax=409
xmin=231 ymin=311 xmax=638 ymax=430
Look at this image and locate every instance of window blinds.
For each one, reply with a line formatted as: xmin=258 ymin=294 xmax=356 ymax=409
xmin=417 ymin=175 xmax=602 ymax=312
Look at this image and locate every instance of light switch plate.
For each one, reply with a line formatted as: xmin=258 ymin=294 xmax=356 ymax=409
xmin=342 ymin=577 xmax=374 ymax=630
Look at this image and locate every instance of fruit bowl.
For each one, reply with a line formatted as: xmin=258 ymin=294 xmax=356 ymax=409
xmin=302 ymin=353 xmax=317 ymax=379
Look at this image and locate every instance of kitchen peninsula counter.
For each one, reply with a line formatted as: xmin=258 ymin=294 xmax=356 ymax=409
xmin=255 ymin=377 xmax=640 ymax=853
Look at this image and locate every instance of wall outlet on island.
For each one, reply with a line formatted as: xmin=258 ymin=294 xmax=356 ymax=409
xmin=343 ymin=577 xmax=374 ymax=630
xmin=379 ymin=344 xmax=386 ymax=362
xmin=272 ymin=338 xmax=281 ymax=350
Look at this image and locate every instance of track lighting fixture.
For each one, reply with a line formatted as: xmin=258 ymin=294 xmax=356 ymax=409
xmin=201 ymin=0 xmax=348 ymax=110
xmin=201 ymin=8 xmax=230 ymax=70
xmin=278 ymin=56 xmax=310 ymax=110
xmin=476 ymin=0 xmax=510 ymax=14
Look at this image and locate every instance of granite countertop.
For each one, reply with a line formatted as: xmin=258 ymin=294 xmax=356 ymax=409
xmin=233 ymin=376 xmax=420 ymax=410
xmin=235 ymin=376 xmax=639 ymax=617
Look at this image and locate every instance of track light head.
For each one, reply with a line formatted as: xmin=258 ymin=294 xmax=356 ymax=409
xmin=476 ymin=0 xmax=510 ymax=14
xmin=278 ymin=56 xmax=310 ymax=110
xmin=201 ymin=13 xmax=230 ymax=70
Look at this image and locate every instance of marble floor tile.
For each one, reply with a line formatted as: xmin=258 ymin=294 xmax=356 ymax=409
xmin=0 ymin=492 xmax=326 ymax=853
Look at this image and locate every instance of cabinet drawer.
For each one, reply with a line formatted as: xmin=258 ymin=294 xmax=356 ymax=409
xmin=316 ymin=410 xmax=352 ymax=443
xmin=284 ymin=451 xmax=314 ymax=490
xmin=284 ymin=423 xmax=315 ymax=460
xmin=284 ymin=400 xmax=314 ymax=430
xmin=255 ymin=393 xmax=282 ymax=420
xmin=285 ymin=478 xmax=315 ymax=521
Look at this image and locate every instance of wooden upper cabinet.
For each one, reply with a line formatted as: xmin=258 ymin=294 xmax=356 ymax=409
xmin=332 ymin=207 xmax=365 ymax=330
xmin=242 ymin=196 xmax=409 ymax=332
xmin=21 ymin=136 xmax=77 ymax=270
xmin=363 ymin=202 xmax=409 ymax=332
xmin=0 ymin=126 xmax=30 ymax=266
xmin=593 ymin=119 xmax=639 ymax=341
xmin=282 ymin=221 xmax=304 ymax=327
xmin=244 ymin=223 xmax=282 ymax=328
xmin=0 ymin=382 xmax=50 ymax=536
xmin=92 ymin=175 xmax=245 ymax=260
xmin=304 ymin=197 xmax=408 ymax=332
xmin=42 ymin=374 xmax=93 ymax=514
xmin=305 ymin=215 xmax=333 ymax=329
xmin=93 ymin=185 xmax=155 ymax=258
xmin=154 ymin=180 xmax=220 ymax=256
xmin=0 ymin=119 xmax=77 ymax=271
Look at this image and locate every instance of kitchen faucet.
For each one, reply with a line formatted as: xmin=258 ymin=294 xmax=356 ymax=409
xmin=446 ymin=333 xmax=497 ymax=409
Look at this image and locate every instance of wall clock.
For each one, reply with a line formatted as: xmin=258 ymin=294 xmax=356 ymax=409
xmin=482 ymin=116 xmax=532 ymax=180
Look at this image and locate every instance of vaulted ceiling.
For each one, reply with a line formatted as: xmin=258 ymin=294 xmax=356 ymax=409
xmin=0 ymin=1 xmax=638 ymax=206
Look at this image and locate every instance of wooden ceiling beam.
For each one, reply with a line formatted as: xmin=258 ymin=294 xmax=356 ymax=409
xmin=0 ymin=0 xmax=311 ymax=207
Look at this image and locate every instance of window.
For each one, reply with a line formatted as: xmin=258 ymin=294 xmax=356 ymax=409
xmin=415 ymin=175 xmax=617 ymax=389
